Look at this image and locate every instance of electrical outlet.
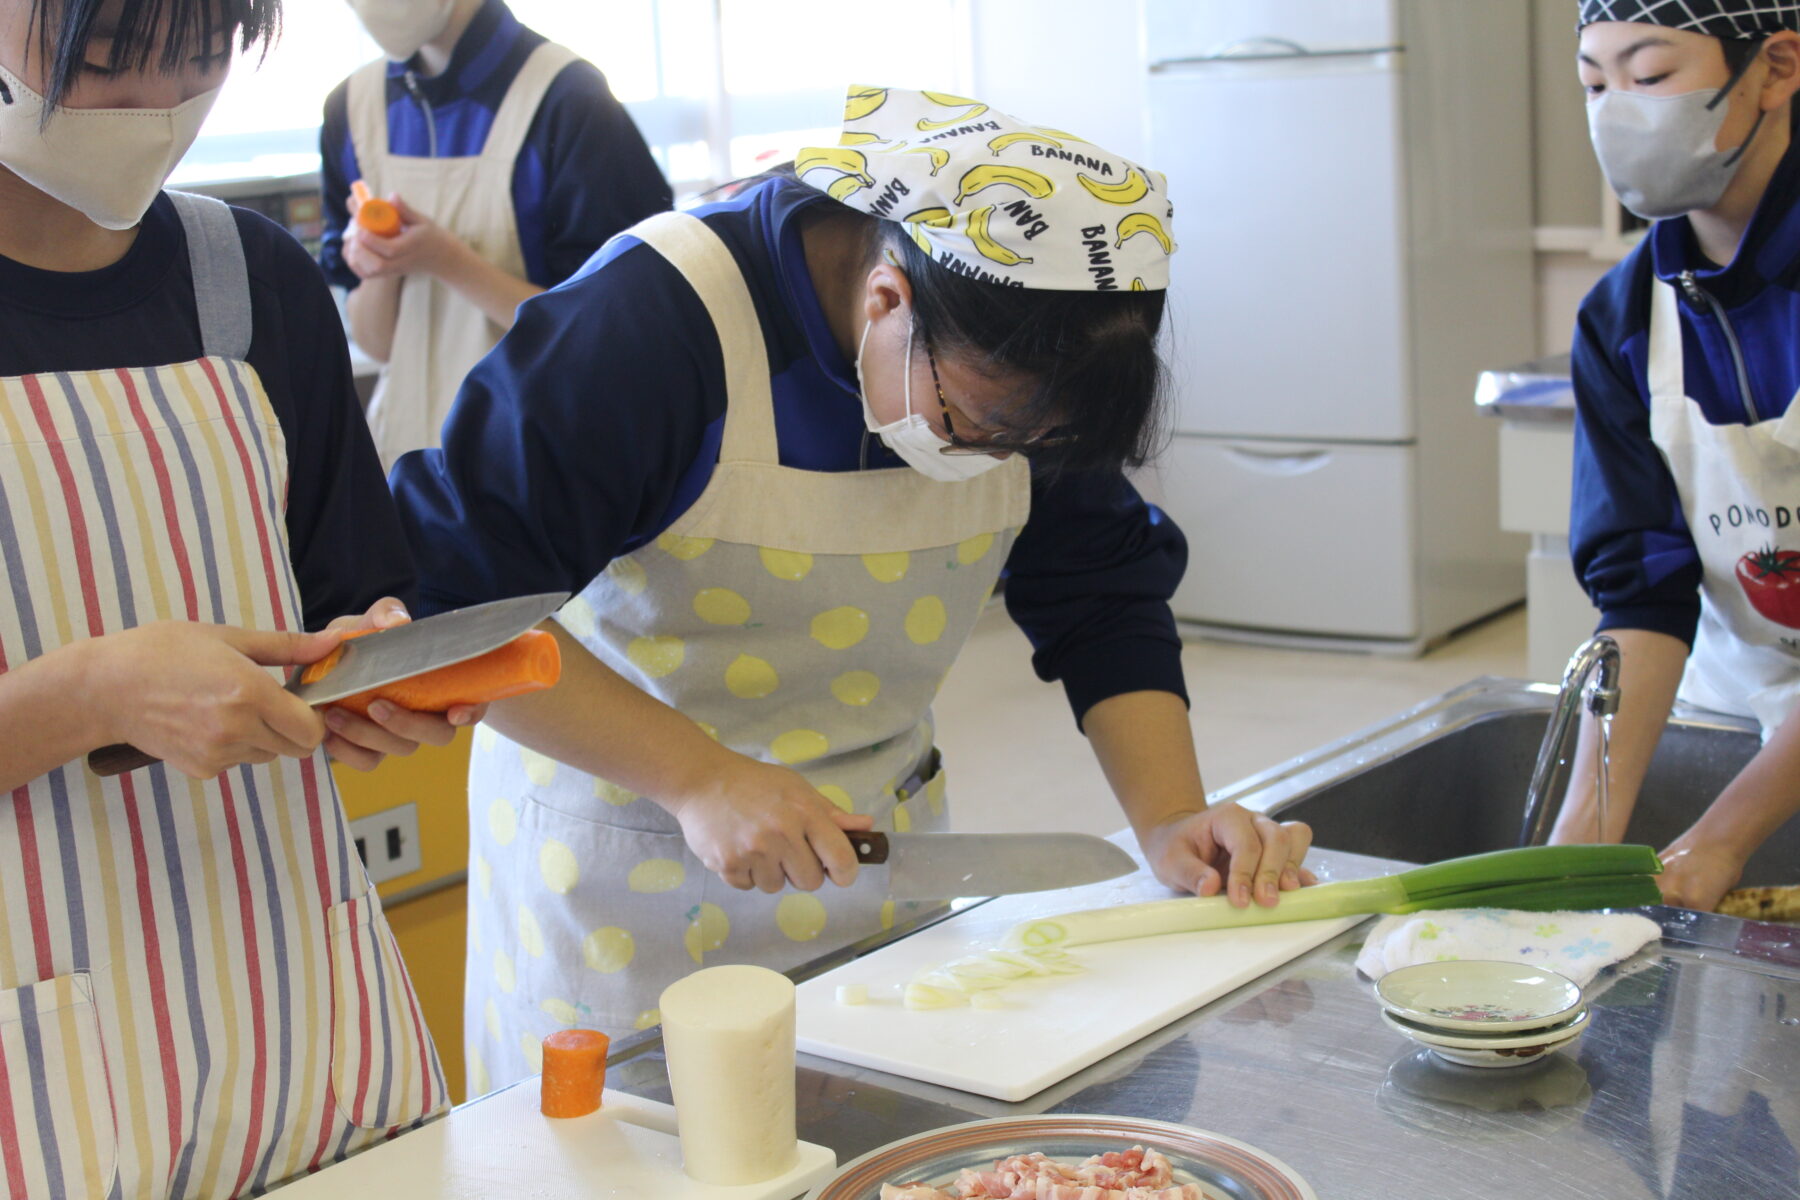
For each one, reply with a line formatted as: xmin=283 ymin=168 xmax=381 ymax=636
xmin=349 ymin=802 xmax=423 ymax=886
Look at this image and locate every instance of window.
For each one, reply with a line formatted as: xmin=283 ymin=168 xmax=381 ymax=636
xmin=173 ymin=0 xmax=969 ymax=195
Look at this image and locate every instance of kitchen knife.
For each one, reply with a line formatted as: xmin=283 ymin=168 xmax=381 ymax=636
xmin=844 ymin=831 xmax=1137 ymax=899
xmin=87 ymin=591 xmax=571 ymax=777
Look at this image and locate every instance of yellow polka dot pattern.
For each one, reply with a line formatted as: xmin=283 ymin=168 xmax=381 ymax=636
xmin=539 ymin=839 xmax=579 ymax=894
xmin=693 ymin=587 xmax=751 ymax=626
xmin=627 ymin=858 xmax=686 ymax=894
xmin=607 ymin=555 xmax=649 ymax=593
xmin=759 ymin=547 xmax=814 ymax=581
xmin=484 ymin=998 xmax=501 ymax=1041
xmin=476 ymin=723 xmax=498 ymax=753
xmin=809 ymin=606 xmax=870 ymax=650
xmin=684 ymin=903 xmax=730 ymax=964
xmin=518 ymin=905 xmax=546 ymax=957
xmin=658 ymin=532 xmax=714 ymax=561
xmin=493 ymin=949 xmax=516 ymax=994
xmin=724 ymin=653 xmax=779 ymax=699
xmin=520 ymin=1032 xmax=544 ymax=1074
xmin=956 ymin=533 xmax=994 ymax=565
xmin=557 ymin=595 xmax=598 ymax=640
xmin=695 ymin=720 xmax=720 ymax=741
xmin=467 ymin=1049 xmax=490 ymax=1098
xmin=831 ymin=669 xmax=880 ymax=707
xmin=772 ymin=729 xmax=829 ymax=765
xmin=905 ymin=596 xmax=948 ymax=645
xmin=880 ymin=899 xmax=896 ymax=930
xmin=776 ymin=893 xmax=827 ymax=942
xmin=816 ymin=785 xmax=854 ymax=813
xmin=626 ymin=635 xmax=685 ymax=678
xmin=541 ymin=997 xmax=581 ymax=1026
xmin=893 ymin=801 xmax=912 ymax=833
xmin=862 ymin=551 xmax=910 ymax=582
xmin=594 ymin=777 xmax=638 ymax=807
xmin=583 ymin=926 xmax=636 ymax=974
xmin=925 ymin=771 xmax=947 ymax=816
xmin=488 ymin=797 xmax=518 ymax=846
xmin=634 ymin=1009 xmax=661 ymax=1031
xmin=473 ymin=852 xmax=493 ymax=897
xmin=521 ymin=747 xmax=557 ymax=787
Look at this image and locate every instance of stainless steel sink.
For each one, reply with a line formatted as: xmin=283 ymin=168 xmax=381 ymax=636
xmin=1213 ymin=676 xmax=1798 ymax=887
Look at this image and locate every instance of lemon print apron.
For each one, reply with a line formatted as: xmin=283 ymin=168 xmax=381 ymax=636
xmin=463 ymin=211 xmax=1030 ymax=1090
xmin=0 ymin=193 xmax=443 ymax=1200
xmin=346 ymin=42 xmax=577 ymax=471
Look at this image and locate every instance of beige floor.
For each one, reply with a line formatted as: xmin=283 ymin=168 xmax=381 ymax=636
xmin=933 ymin=604 xmax=1531 ymax=837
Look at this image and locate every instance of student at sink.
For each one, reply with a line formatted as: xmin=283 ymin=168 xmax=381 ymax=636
xmin=1562 ymin=1 xmax=1800 ymax=909
xmin=390 ymin=87 xmax=1317 ymax=1084
xmin=321 ymin=0 xmax=671 ymax=470
xmin=0 ymin=0 xmax=480 ymax=1192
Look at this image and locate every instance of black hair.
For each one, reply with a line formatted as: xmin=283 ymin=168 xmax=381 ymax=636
xmin=1721 ymin=34 xmax=1770 ymax=80
xmin=878 ymin=221 xmax=1167 ymax=476
xmin=26 ymin=0 xmax=282 ymax=112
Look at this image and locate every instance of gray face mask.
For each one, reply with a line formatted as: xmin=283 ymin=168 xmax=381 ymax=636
xmin=1586 ymin=62 xmax=1768 ymax=221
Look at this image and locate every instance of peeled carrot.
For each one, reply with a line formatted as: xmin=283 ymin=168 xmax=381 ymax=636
xmin=541 ymin=1028 xmax=609 ymax=1118
xmin=302 ymin=627 xmax=562 ymax=717
xmin=350 ymin=180 xmax=402 ymax=238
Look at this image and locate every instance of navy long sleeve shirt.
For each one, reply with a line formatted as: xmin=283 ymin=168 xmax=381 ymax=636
xmin=1571 ymin=113 xmax=1800 ymax=646
xmin=318 ymin=0 xmax=672 ymax=292
xmin=0 ymin=195 xmax=414 ymax=628
xmin=391 ymin=177 xmax=1189 ymax=724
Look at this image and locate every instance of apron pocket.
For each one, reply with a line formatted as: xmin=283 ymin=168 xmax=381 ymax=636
xmin=0 ymin=972 xmax=119 ymax=1199
xmin=326 ymin=884 xmax=445 ymax=1129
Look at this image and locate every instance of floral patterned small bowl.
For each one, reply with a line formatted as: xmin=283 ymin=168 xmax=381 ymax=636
xmin=1375 ymin=960 xmax=1583 ymax=1034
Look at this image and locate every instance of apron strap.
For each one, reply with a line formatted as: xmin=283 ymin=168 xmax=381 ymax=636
xmin=345 ymin=58 xmax=392 ymax=190
xmin=628 ymin=212 xmax=780 ymax=465
xmin=480 ymin=42 xmax=580 ymax=168
xmin=167 ymin=191 xmax=252 ymax=362
xmin=1648 ymin=279 xmax=1685 ymax=400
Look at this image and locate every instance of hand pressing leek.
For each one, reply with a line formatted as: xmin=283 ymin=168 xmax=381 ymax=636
xmin=1008 ymin=844 xmax=1664 ymax=949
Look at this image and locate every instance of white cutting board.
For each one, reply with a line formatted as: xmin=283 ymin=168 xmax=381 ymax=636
xmin=796 ymin=854 xmax=1362 ymax=1103
xmin=274 ymin=1082 xmax=835 ymax=1199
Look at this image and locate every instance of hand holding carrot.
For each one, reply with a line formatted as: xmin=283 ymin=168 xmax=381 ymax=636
xmin=318 ymin=597 xmax=487 ymax=771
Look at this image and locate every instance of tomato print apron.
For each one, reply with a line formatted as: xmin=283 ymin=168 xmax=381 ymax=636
xmin=1648 ymin=279 xmax=1800 ymax=735
xmin=462 ymin=211 xmax=1031 ymax=1092
xmin=346 ymin=42 xmax=577 ymax=471
xmin=0 ymin=192 xmax=443 ymax=1200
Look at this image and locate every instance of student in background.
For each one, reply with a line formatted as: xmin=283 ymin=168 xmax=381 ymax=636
xmin=321 ymin=0 xmax=671 ymax=468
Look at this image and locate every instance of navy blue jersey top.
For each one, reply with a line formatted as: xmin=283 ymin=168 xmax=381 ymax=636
xmin=391 ymin=177 xmax=1190 ymax=724
xmin=1571 ymin=114 xmax=1800 ymax=646
xmin=0 ymin=194 xmax=414 ymax=629
xmin=318 ymin=0 xmax=672 ymax=292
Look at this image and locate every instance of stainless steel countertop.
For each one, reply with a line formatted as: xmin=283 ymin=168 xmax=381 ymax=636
xmin=608 ymin=847 xmax=1800 ymax=1200
xmin=1475 ymin=353 xmax=1575 ymax=422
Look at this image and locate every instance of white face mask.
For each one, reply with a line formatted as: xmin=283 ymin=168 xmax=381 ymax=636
xmin=1586 ymin=59 xmax=1768 ymax=221
xmin=349 ymin=0 xmax=457 ymax=62
xmin=856 ymin=314 xmax=1006 ymax=483
xmin=0 ymin=63 xmax=219 ymax=231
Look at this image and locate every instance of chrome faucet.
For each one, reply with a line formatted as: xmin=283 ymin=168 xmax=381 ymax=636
xmin=1518 ymin=634 xmax=1622 ymax=847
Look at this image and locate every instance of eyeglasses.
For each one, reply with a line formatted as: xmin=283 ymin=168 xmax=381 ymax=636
xmin=923 ymin=340 xmax=1075 ymax=458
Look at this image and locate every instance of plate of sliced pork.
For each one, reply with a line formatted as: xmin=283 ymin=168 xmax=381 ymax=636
xmin=808 ymin=1115 xmax=1314 ymax=1200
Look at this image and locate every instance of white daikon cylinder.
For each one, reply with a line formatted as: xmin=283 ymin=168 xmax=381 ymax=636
xmin=659 ymin=965 xmax=799 ymax=1186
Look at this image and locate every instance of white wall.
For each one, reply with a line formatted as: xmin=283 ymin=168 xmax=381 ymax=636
xmin=965 ymin=0 xmax=1149 ymax=163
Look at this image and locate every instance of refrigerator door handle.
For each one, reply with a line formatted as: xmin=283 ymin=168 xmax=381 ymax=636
xmin=1150 ymin=43 xmax=1403 ymax=72
xmin=1220 ymin=444 xmax=1333 ymax=476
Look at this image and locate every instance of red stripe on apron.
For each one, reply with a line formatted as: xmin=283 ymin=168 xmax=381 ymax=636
xmin=219 ymin=770 xmax=271 ymax=1197
xmin=119 ymin=773 xmax=187 ymax=1177
xmin=9 ymin=788 xmax=56 ymax=984
xmin=198 ymin=359 xmax=287 ymax=630
xmin=302 ymin=754 xmax=339 ymax=1172
xmin=0 ymin=1027 xmax=32 ymax=1197
xmin=389 ymin=922 xmax=434 ymax=1115
xmin=347 ymin=915 xmax=376 ymax=1121
xmin=22 ymin=374 xmax=105 ymax=639
xmin=117 ymin=367 xmax=202 ymax=622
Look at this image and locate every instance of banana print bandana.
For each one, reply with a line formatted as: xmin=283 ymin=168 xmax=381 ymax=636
xmin=795 ymin=85 xmax=1176 ymax=292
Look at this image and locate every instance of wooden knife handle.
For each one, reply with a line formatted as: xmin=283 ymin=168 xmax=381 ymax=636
xmin=88 ymin=743 xmax=162 ymax=777
xmin=844 ymin=832 xmax=890 ymax=864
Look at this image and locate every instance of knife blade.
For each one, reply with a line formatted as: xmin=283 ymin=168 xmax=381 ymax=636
xmin=87 ymin=591 xmax=571 ymax=777
xmin=844 ymin=831 xmax=1137 ymax=899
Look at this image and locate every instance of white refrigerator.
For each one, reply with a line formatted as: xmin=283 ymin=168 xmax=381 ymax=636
xmin=1140 ymin=0 xmax=1534 ymax=652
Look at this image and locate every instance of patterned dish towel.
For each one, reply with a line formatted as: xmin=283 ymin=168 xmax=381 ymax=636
xmin=1354 ymin=908 xmax=1662 ymax=987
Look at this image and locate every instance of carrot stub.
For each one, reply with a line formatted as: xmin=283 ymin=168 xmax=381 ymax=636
xmin=300 ymin=627 xmax=562 ymax=717
xmin=350 ymin=180 xmax=402 ymax=238
xmin=541 ymin=1028 xmax=610 ymax=1118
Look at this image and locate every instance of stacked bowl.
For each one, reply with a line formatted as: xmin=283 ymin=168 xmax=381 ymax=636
xmin=1375 ymin=960 xmax=1588 ymax=1069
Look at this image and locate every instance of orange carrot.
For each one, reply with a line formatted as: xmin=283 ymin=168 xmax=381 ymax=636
xmin=303 ymin=628 xmax=561 ymax=717
xmin=540 ymin=1028 xmax=609 ymax=1118
xmin=350 ymin=180 xmax=402 ymax=238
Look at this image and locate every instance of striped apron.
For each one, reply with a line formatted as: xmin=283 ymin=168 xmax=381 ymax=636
xmin=0 ymin=192 xmax=444 ymax=1200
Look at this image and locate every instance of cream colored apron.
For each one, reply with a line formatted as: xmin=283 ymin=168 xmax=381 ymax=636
xmin=1647 ymin=280 xmax=1800 ymax=736
xmin=461 ymin=211 xmax=1031 ymax=1093
xmin=346 ymin=42 xmax=576 ymax=471
xmin=0 ymin=192 xmax=443 ymax=1200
